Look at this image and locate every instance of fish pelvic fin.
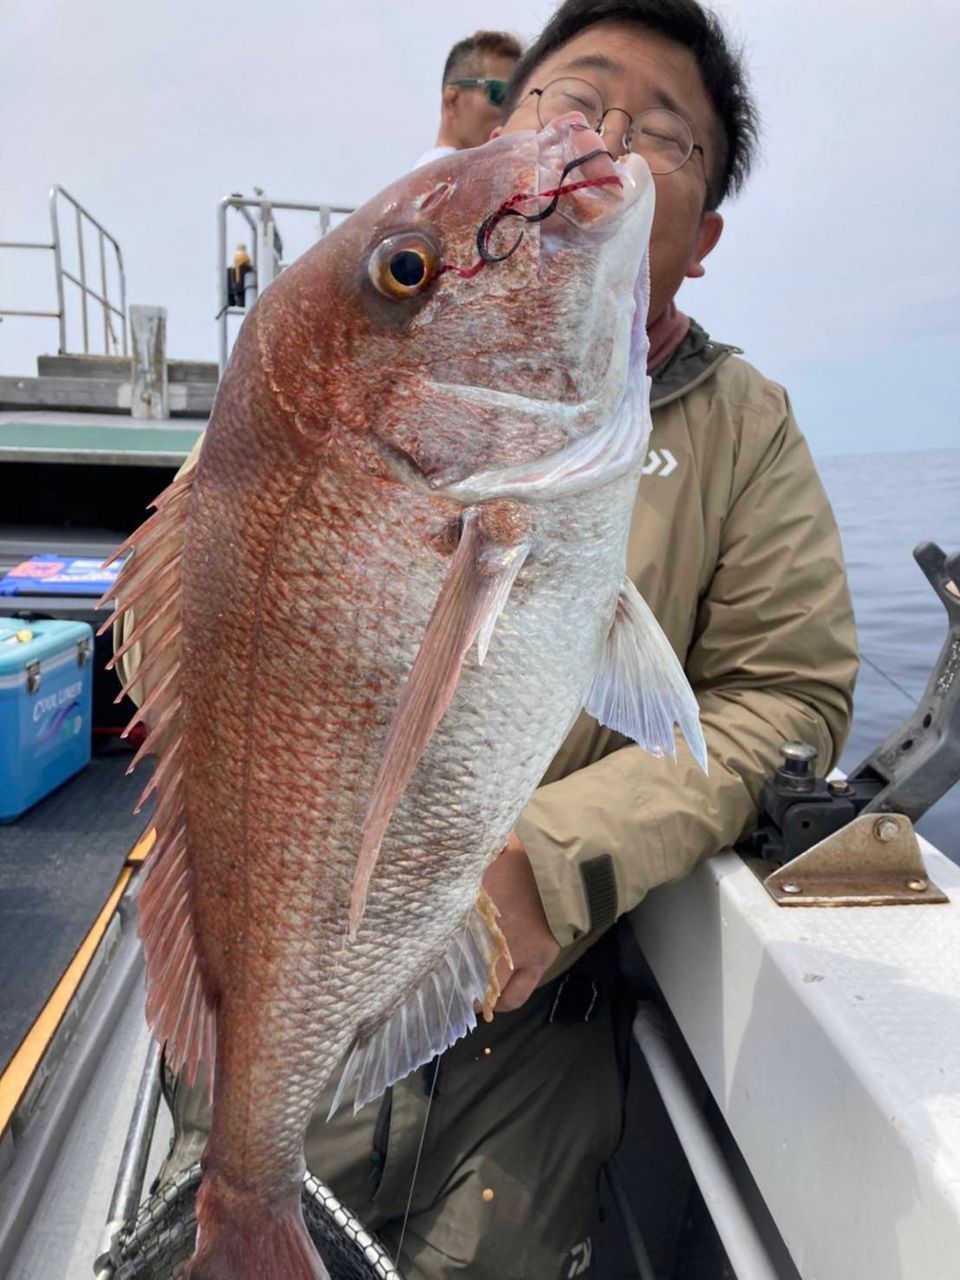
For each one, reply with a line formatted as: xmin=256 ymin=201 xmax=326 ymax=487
xmin=330 ymin=890 xmax=511 ymax=1118
xmin=348 ymin=511 xmax=529 ymax=936
xmin=188 ymin=1171 xmax=329 ymax=1280
xmin=584 ymin=576 xmax=708 ymax=772
xmin=102 ymin=465 xmax=218 ymax=1091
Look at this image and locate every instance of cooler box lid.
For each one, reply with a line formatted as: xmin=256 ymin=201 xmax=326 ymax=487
xmin=0 ymin=618 xmax=94 ymax=683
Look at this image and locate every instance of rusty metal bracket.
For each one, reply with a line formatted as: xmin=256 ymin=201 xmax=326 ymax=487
xmin=763 ymin=813 xmax=948 ymax=907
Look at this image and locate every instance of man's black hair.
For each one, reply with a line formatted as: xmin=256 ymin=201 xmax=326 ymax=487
xmin=442 ymin=30 xmax=524 ymax=87
xmin=504 ymin=0 xmax=759 ymax=208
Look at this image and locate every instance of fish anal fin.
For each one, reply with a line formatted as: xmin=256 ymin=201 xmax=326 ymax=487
xmin=330 ymin=893 xmax=508 ymax=1117
xmin=584 ymin=577 xmax=708 ymax=772
xmin=349 ymin=510 xmax=529 ymax=935
xmin=139 ymin=825 xmax=218 ymax=1094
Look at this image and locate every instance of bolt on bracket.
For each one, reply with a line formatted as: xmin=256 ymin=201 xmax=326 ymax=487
xmin=763 ymin=812 xmax=949 ymax=907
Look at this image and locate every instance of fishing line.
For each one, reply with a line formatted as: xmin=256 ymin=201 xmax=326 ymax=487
xmin=859 ymin=651 xmax=917 ymax=706
xmin=394 ymin=911 xmax=477 ymax=1265
xmin=432 ymin=150 xmax=622 ymax=282
xmin=475 ymin=150 xmax=619 ymax=262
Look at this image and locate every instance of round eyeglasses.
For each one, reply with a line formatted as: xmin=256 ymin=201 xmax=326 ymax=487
xmin=529 ymin=77 xmax=707 ymax=183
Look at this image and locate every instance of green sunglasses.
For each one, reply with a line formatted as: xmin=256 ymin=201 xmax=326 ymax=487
xmin=448 ymin=77 xmax=507 ymax=107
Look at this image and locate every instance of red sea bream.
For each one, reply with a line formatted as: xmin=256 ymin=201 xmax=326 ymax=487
xmin=104 ymin=115 xmax=706 ymax=1279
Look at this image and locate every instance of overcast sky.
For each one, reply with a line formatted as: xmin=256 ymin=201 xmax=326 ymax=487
xmin=2 ymin=0 xmax=958 ymax=457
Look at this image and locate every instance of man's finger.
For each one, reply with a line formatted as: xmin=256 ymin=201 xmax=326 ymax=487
xmin=496 ymin=966 xmax=540 ymax=1012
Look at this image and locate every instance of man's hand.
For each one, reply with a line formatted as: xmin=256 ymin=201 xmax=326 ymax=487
xmin=483 ymin=831 xmax=560 ymax=1011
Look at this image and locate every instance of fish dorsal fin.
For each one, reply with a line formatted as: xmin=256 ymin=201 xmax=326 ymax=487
xmin=330 ymin=889 xmax=510 ymax=1117
xmin=584 ymin=576 xmax=708 ymax=772
xmin=349 ymin=511 xmax=529 ymax=935
xmin=98 ymin=468 xmax=217 ymax=1092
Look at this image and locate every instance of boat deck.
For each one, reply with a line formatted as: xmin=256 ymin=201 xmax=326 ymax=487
xmin=0 ymin=751 xmax=152 ymax=1129
xmin=0 ymin=411 xmax=203 ymax=468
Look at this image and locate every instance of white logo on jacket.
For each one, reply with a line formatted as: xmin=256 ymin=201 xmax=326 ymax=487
xmin=642 ymin=447 xmax=677 ymax=477
xmin=567 ymin=1238 xmax=593 ymax=1277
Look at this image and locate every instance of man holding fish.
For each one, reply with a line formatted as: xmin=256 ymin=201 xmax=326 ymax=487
xmin=116 ymin=0 xmax=857 ymax=1275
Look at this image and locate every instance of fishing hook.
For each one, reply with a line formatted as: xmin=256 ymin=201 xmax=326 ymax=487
xmin=475 ymin=148 xmax=615 ymax=263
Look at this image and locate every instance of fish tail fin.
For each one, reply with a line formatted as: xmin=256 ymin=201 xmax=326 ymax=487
xmin=187 ymin=1171 xmax=329 ymax=1280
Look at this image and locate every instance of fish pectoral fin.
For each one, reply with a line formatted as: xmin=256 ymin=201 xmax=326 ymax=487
xmin=584 ymin=576 xmax=708 ymax=772
xmin=475 ymin=542 xmax=529 ymax=666
xmin=348 ymin=511 xmax=529 ymax=936
xmin=329 ymin=892 xmax=510 ymax=1118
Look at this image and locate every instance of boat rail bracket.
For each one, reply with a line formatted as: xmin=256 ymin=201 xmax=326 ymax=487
xmin=739 ymin=541 xmax=959 ymax=906
xmin=763 ymin=811 xmax=947 ymax=906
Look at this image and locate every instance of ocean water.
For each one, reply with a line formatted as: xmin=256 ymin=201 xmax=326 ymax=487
xmin=818 ymin=448 xmax=960 ymax=861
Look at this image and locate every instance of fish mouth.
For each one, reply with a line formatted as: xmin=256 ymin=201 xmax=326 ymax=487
xmin=468 ymin=117 xmax=649 ymax=265
xmin=421 ymin=123 xmax=650 ymax=405
xmin=537 ymin=114 xmax=649 ymax=232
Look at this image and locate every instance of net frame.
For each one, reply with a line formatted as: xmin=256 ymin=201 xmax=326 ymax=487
xmin=109 ymin=1164 xmax=403 ymax=1280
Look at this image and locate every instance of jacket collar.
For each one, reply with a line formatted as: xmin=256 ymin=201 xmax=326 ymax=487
xmin=650 ymin=317 xmax=742 ymax=410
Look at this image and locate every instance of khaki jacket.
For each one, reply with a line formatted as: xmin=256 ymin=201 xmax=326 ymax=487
xmin=516 ymin=320 xmax=858 ymax=974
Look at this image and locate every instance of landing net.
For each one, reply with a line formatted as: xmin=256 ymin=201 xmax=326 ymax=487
xmin=108 ymin=1164 xmax=402 ymax=1280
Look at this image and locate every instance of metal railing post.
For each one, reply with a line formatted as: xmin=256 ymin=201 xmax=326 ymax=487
xmin=99 ymin=228 xmax=109 ymax=353
xmin=217 ymin=198 xmax=229 ymax=373
xmin=117 ymin=243 xmax=128 ymax=356
xmin=48 ymin=186 xmax=67 ymax=354
xmin=75 ymin=203 xmax=89 ymax=353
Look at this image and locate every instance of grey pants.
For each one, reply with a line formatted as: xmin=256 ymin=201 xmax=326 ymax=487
xmin=161 ymin=974 xmax=625 ymax=1279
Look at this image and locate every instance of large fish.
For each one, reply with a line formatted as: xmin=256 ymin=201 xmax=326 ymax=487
xmin=105 ymin=115 xmax=705 ymax=1279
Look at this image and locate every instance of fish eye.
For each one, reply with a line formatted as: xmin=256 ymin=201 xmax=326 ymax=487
xmin=369 ymin=233 xmax=440 ymax=299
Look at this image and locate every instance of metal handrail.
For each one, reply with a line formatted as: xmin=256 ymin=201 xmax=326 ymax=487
xmin=216 ymin=193 xmax=354 ymax=372
xmin=49 ymin=184 xmax=128 ymax=356
xmin=0 ymin=187 xmax=128 ymax=358
xmin=632 ymin=1004 xmax=783 ymax=1280
xmin=0 ymin=240 xmax=59 ymax=322
xmin=93 ymin=1039 xmax=162 ymax=1279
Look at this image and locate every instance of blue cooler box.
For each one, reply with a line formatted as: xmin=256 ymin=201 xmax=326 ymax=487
xmin=0 ymin=619 xmax=94 ymax=823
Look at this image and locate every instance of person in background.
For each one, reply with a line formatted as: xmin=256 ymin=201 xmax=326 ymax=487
xmin=414 ymin=29 xmax=523 ymax=169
